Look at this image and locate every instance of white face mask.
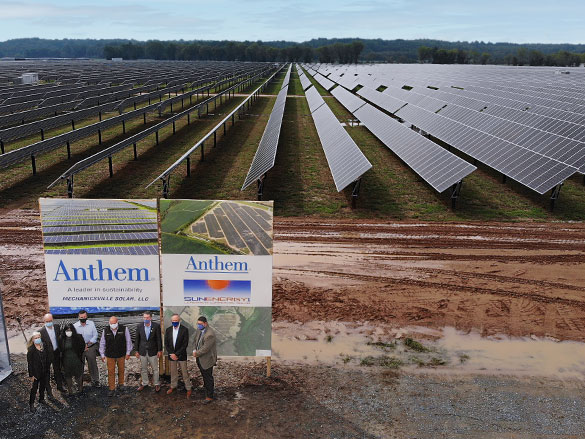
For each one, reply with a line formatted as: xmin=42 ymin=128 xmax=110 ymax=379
xmin=65 ymin=331 xmax=73 ymax=337
xmin=110 ymin=323 xmax=118 ymax=330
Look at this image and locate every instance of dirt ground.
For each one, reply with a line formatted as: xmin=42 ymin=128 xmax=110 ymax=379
xmin=1 ymin=208 xmax=585 ymax=438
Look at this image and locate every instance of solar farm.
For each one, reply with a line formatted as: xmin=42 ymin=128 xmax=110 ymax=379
xmin=0 ymin=60 xmax=584 ymax=219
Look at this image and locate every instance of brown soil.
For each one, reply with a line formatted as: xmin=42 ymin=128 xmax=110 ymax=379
xmin=1 ymin=209 xmax=584 ymax=343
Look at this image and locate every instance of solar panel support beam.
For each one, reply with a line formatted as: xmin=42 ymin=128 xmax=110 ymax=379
xmin=133 ymin=143 xmax=137 ymax=160
xmin=450 ymin=180 xmax=463 ymax=210
xmin=200 ymin=142 xmax=205 ymax=162
xmin=31 ymin=155 xmax=36 ymax=175
xmin=186 ymin=156 xmax=191 ymax=177
xmin=66 ymin=141 xmax=71 ymax=159
xmin=67 ymin=176 xmax=74 ymax=199
xmin=257 ymin=174 xmax=266 ymax=201
xmin=0 ymin=141 xmax=3 ymax=154
xmin=351 ymin=178 xmax=362 ymax=209
xmin=162 ymin=176 xmax=170 ymax=199
xmin=108 ymin=156 xmax=113 ymax=177
xmin=550 ymin=183 xmax=562 ymax=211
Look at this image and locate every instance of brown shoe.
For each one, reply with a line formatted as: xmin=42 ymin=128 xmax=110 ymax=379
xmin=155 ymin=385 xmax=161 ymax=392
xmin=137 ymin=385 xmax=145 ymax=392
xmin=166 ymin=388 xmax=175 ymax=395
xmin=186 ymin=390 xmax=192 ymax=399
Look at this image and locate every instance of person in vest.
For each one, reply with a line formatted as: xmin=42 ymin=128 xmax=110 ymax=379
xmin=99 ymin=316 xmax=132 ymax=396
xmin=27 ymin=331 xmax=51 ymax=412
xmin=192 ymin=316 xmax=217 ymax=404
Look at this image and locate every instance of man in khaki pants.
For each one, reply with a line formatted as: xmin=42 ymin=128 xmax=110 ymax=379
xmin=99 ymin=316 xmax=132 ymax=397
xmin=164 ymin=314 xmax=192 ymax=398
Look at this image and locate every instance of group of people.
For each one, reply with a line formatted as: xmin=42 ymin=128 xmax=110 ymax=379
xmin=26 ymin=310 xmax=217 ymax=412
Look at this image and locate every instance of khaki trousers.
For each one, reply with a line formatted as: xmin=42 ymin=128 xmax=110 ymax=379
xmin=169 ymin=360 xmax=191 ymax=390
xmin=106 ymin=357 xmax=125 ymax=391
xmin=140 ymin=354 xmax=160 ymax=386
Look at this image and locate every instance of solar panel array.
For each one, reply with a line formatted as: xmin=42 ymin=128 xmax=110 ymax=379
xmin=297 ymin=65 xmax=313 ymax=91
xmin=40 ymin=198 xmax=159 ymax=255
xmin=354 ymin=104 xmax=477 ymax=192
xmin=303 ymin=83 xmax=372 ymax=191
xmin=312 ymin=63 xmax=585 ymax=195
xmin=241 ymin=64 xmax=292 ymax=190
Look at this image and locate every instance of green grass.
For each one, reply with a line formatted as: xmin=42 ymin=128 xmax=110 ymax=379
xmin=403 ymin=338 xmax=429 ymax=352
xmin=160 ymin=199 xmax=214 ymax=233
xmin=160 ymin=232 xmax=228 ymax=254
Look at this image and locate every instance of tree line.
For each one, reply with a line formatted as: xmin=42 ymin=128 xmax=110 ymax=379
xmin=0 ymin=38 xmax=584 ymax=66
xmin=102 ymin=40 xmax=364 ymax=63
xmin=418 ymin=45 xmax=585 ymax=66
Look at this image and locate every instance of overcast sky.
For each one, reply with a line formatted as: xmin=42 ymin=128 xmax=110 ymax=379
xmin=0 ymin=0 xmax=583 ymax=44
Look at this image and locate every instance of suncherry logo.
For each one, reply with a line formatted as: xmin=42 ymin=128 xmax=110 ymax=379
xmin=185 ymin=255 xmax=249 ymax=273
xmin=53 ymin=259 xmax=151 ymax=282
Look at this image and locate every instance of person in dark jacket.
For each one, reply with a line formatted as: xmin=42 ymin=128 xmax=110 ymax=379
xmin=134 ymin=311 xmax=162 ymax=392
xmin=39 ymin=313 xmax=65 ymax=392
xmin=27 ymin=331 xmax=51 ymax=412
xmin=59 ymin=323 xmax=85 ymax=394
xmin=164 ymin=314 xmax=192 ymax=398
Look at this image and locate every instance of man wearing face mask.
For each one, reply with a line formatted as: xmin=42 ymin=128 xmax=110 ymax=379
xmin=192 ymin=316 xmax=217 ymax=404
xmin=134 ymin=311 xmax=162 ymax=392
xmin=74 ymin=310 xmax=100 ymax=387
xmin=164 ymin=313 xmax=192 ymax=398
xmin=39 ymin=313 xmax=66 ymax=393
xmin=99 ymin=316 xmax=132 ymax=397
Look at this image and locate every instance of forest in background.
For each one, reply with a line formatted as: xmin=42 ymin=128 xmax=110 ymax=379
xmin=1 ymin=37 xmax=584 ymax=66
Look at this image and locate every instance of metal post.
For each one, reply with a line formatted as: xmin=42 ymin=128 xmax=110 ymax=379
xmin=450 ymin=181 xmax=463 ymax=210
xmin=550 ymin=183 xmax=563 ymax=211
xmin=40 ymin=129 xmax=44 ymax=141
xmin=502 ymin=174 xmax=507 ymax=184
xmin=223 ymin=123 xmax=226 ymax=135
xmin=170 ymin=102 xmax=173 ymax=114
xmin=71 ymin=120 xmax=75 ymax=130
xmin=133 ymin=143 xmax=138 ymax=160
xmin=67 ymin=176 xmax=74 ymax=198
xmin=31 ymin=155 xmax=36 ymax=175
xmin=187 ymin=113 xmax=190 ymax=125
xmin=122 ymin=120 xmax=126 ymax=134
xmin=67 ymin=141 xmax=71 ymax=159
xmin=173 ymin=121 xmax=176 ymax=134
xmin=98 ymin=130 xmax=102 ymax=144
xmin=351 ymin=178 xmax=362 ymax=208
xmin=143 ymin=113 xmax=147 ymax=124
xmin=162 ymin=177 xmax=170 ymax=199
xmin=232 ymin=114 xmax=235 ymax=125
xmin=186 ymin=156 xmax=191 ymax=177
xmin=108 ymin=156 xmax=113 ymax=177
xmin=200 ymin=142 xmax=205 ymax=161
xmin=156 ymin=131 xmax=159 ymax=145
xmin=214 ymin=131 xmax=216 ymax=147
xmin=0 ymin=140 xmax=4 ymax=154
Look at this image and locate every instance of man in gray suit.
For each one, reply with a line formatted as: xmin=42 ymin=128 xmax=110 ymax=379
xmin=192 ymin=316 xmax=217 ymax=404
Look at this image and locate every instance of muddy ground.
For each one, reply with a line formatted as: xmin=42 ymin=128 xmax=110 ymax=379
xmin=1 ymin=208 xmax=585 ymax=438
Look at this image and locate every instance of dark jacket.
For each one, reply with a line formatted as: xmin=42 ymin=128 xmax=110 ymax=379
xmin=193 ymin=326 xmax=217 ymax=370
xmin=59 ymin=334 xmax=85 ymax=362
xmin=135 ymin=322 xmax=162 ymax=357
xmin=40 ymin=324 xmax=61 ymax=361
xmin=164 ymin=325 xmax=189 ymax=361
xmin=27 ymin=345 xmax=51 ymax=380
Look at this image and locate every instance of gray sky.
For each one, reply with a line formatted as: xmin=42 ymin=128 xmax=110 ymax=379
xmin=0 ymin=0 xmax=583 ymax=44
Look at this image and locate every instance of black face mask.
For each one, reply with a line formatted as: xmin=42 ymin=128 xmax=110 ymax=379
xmin=79 ymin=318 xmax=87 ymax=324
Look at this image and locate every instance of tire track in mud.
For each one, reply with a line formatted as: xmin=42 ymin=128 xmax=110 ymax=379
xmin=278 ymin=268 xmax=585 ymax=309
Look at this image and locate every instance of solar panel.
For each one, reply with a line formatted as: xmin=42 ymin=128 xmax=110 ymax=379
xmin=305 ymin=86 xmax=326 ymax=114
xmin=308 ymin=94 xmax=372 ymax=191
xmin=241 ymin=64 xmax=291 ymax=190
xmin=354 ymin=104 xmax=476 ymax=193
xmin=395 ymin=104 xmax=578 ymax=194
xmin=330 ymin=86 xmax=366 ymax=114
xmin=314 ymin=73 xmax=336 ymax=92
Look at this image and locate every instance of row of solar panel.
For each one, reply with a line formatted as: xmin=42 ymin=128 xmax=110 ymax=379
xmin=43 ymin=232 xmax=158 ymax=244
xmin=44 ymin=245 xmax=159 ymax=255
xmin=241 ymin=64 xmax=292 ymax=189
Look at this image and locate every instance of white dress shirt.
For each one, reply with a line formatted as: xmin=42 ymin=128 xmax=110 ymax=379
xmin=45 ymin=325 xmax=58 ymax=350
xmin=172 ymin=326 xmax=179 ymax=348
